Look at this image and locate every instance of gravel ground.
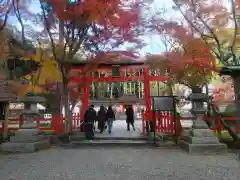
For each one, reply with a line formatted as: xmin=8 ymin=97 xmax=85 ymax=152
xmin=0 ymin=147 xmax=239 ymax=180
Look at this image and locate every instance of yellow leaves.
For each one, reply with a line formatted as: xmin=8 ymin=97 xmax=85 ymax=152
xmin=21 ymin=46 xmax=62 ymax=96
xmin=55 ymin=43 xmax=65 ymax=60
xmin=25 ymin=60 xmax=61 ymax=84
xmin=210 ymin=28 xmax=240 ymax=49
xmin=36 ymin=60 xmax=62 ymax=85
xmin=20 ymin=60 xmax=61 ymax=96
xmin=18 ymin=84 xmax=34 ymax=97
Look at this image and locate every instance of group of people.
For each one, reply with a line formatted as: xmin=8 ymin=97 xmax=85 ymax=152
xmin=83 ymin=104 xmax=135 ymax=140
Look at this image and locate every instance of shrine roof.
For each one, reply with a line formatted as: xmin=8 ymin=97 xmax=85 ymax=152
xmin=66 ymin=60 xmax=146 ymax=67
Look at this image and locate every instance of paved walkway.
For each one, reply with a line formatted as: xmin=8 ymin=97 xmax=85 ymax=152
xmin=0 ymin=147 xmax=239 ymax=180
xmin=94 ymin=120 xmax=143 ymax=138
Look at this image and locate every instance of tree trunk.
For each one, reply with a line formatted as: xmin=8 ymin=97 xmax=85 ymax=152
xmin=60 ymin=65 xmax=72 ymax=133
xmin=211 ymin=102 xmax=240 ymax=141
xmin=166 ymin=81 xmax=173 ymax=96
xmin=44 ymin=93 xmax=61 ymax=115
xmin=62 ymin=92 xmax=72 ymax=133
xmin=233 ymin=76 xmax=240 ymax=133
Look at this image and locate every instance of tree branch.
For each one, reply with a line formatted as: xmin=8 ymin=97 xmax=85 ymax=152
xmin=0 ymin=0 xmax=12 ymax=31
xmin=39 ymin=0 xmax=58 ymax=63
xmin=230 ymin=0 xmax=238 ymax=65
xmin=13 ymin=0 xmax=25 ymax=45
xmin=173 ymin=0 xmax=227 ymax=66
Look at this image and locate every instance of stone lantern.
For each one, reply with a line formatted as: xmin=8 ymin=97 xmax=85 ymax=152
xmin=1 ymin=95 xmax=51 ymax=153
xmin=180 ymin=93 xmax=227 ymax=153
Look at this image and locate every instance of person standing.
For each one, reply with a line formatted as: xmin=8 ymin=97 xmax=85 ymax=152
xmin=106 ymin=106 xmax=115 ymax=134
xmin=84 ymin=105 xmax=97 ymax=140
xmin=97 ymin=105 xmax=106 ymax=133
xmin=125 ymin=105 xmax=135 ymax=131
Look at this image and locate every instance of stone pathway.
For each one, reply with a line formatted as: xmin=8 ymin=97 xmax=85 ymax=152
xmin=0 ymin=147 xmax=239 ymax=180
xmin=94 ymin=120 xmax=143 ymax=139
xmin=69 ymin=120 xmax=147 ymax=147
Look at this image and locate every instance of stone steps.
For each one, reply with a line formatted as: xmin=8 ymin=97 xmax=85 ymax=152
xmin=70 ymin=135 xmax=148 ymax=141
xmin=61 ymin=131 xmax=152 ymax=148
xmin=62 ymin=139 xmax=152 ymax=148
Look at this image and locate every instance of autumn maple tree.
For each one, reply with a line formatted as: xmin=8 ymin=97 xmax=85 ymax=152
xmin=31 ymin=0 xmax=145 ymax=132
xmin=146 ymin=0 xmax=240 ymax=141
xmin=146 ymin=19 xmax=217 ymax=95
xmin=167 ymin=0 xmax=240 ymax=140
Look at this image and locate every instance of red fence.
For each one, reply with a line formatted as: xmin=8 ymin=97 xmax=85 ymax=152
xmin=141 ymin=111 xmax=181 ymax=136
xmin=71 ymin=113 xmax=83 ymax=131
xmin=141 ymin=111 xmax=239 ymax=136
xmin=2 ymin=112 xmax=238 ymax=135
xmin=0 ymin=113 xmax=83 ymax=134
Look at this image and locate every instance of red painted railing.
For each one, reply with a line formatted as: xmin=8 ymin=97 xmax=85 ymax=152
xmin=0 ymin=113 xmax=83 ymax=134
xmin=141 ymin=111 xmax=239 ymax=136
xmin=141 ymin=111 xmax=181 ymax=136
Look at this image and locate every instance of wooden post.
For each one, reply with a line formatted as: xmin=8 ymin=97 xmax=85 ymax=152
xmin=3 ymin=102 xmax=9 ymax=139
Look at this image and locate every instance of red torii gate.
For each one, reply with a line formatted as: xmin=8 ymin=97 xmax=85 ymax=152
xmin=68 ymin=61 xmax=169 ymax=127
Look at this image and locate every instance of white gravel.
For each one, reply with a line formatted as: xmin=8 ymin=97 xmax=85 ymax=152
xmin=0 ymin=147 xmax=239 ymax=180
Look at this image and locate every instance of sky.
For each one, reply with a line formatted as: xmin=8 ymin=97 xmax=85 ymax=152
xmin=140 ymin=0 xmax=178 ymax=55
xmin=7 ymin=0 xmax=179 ymax=56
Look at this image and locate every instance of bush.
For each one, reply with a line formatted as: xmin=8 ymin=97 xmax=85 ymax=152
xmin=217 ymin=104 xmax=237 ymax=128
xmin=218 ymin=104 xmax=236 ymax=117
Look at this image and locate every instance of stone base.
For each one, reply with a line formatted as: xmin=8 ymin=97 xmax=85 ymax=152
xmin=181 ymin=136 xmax=219 ymax=144
xmin=14 ymin=128 xmax=40 ymax=136
xmin=0 ymin=139 xmax=51 ymax=153
xmin=10 ymin=134 xmax=46 ymax=143
xmin=189 ymin=129 xmax=214 ymax=137
xmin=180 ymin=140 xmax=228 ymax=154
xmin=180 ymin=128 xmax=228 ymax=154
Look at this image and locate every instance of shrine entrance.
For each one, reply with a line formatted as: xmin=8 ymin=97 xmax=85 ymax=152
xmin=68 ymin=61 xmax=169 ymax=134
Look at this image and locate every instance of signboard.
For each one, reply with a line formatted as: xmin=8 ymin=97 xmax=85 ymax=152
xmin=9 ymin=103 xmax=24 ymax=110
xmin=152 ymin=96 xmax=175 ymax=111
xmin=44 ymin=114 xmax=52 ymax=119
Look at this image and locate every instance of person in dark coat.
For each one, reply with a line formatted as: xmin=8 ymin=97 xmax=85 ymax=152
xmin=97 ymin=105 xmax=106 ymax=133
xmin=106 ymin=106 xmax=115 ymax=134
xmin=125 ymin=105 xmax=135 ymax=131
xmin=84 ymin=105 xmax=97 ymax=140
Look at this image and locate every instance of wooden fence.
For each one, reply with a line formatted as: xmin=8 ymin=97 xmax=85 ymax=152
xmin=0 ymin=113 xmax=82 ymax=134
xmin=141 ymin=111 xmax=239 ymax=136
